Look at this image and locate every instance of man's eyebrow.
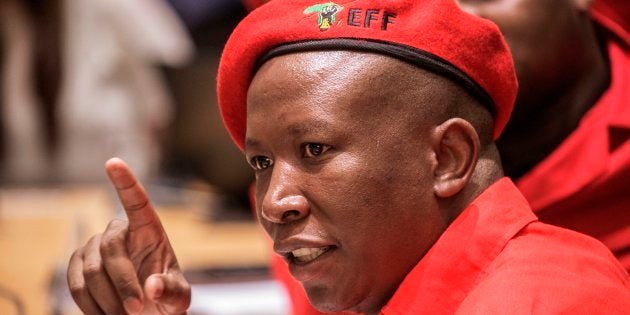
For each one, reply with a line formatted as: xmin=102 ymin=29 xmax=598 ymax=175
xmin=245 ymin=138 xmax=261 ymax=150
xmin=245 ymin=120 xmax=334 ymax=149
xmin=287 ymin=120 xmax=329 ymax=136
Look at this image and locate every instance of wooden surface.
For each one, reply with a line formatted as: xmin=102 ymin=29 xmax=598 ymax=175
xmin=0 ymin=186 xmax=269 ymax=315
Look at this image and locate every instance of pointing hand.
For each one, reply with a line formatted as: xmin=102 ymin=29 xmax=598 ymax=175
xmin=67 ymin=158 xmax=191 ymax=314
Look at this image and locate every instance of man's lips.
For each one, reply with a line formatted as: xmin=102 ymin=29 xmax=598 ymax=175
xmin=275 ymin=238 xmax=339 ymax=282
xmin=290 ymin=246 xmax=334 ymax=264
xmin=274 ymin=238 xmax=338 ymax=265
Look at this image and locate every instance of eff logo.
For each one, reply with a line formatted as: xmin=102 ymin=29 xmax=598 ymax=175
xmin=304 ymin=2 xmax=344 ymax=31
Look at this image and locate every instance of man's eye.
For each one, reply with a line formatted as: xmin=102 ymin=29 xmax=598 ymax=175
xmin=250 ymin=156 xmax=273 ymax=170
xmin=303 ymin=143 xmax=330 ymax=158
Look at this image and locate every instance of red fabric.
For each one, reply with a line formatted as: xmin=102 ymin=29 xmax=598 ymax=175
xmin=516 ymin=14 xmax=630 ymax=270
xmin=268 ymin=178 xmax=630 ymax=315
xmin=218 ymin=0 xmax=517 ymax=150
xmin=591 ymin=0 xmax=630 ymax=43
xmin=381 ymin=178 xmax=630 ymax=314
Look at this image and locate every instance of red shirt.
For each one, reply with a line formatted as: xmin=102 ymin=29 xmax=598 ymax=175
xmin=272 ymin=179 xmax=630 ymax=315
xmin=268 ymin=7 xmax=630 ymax=312
xmin=381 ymin=178 xmax=630 ymax=314
xmin=516 ymin=9 xmax=630 ymax=270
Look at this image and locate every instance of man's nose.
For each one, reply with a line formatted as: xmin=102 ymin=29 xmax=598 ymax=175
xmin=260 ymin=163 xmax=310 ymax=224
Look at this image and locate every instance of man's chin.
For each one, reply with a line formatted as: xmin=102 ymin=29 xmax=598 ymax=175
xmin=304 ymin=285 xmax=348 ymax=313
xmin=304 ymin=284 xmax=366 ymax=314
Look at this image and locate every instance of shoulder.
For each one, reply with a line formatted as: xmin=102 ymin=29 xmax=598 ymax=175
xmin=457 ymin=221 xmax=630 ymax=314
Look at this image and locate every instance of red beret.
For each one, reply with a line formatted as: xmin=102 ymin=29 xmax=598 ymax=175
xmin=218 ymin=0 xmax=517 ymax=150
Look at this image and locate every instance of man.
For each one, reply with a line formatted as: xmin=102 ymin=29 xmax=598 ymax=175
xmin=455 ymin=0 xmax=630 ymax=270
xmin=245 ymin=0 xmax=630 ymax=314
xmin=67 ymin=0 xmax=630 ymax=314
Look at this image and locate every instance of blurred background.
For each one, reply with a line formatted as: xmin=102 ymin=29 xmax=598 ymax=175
xmin=0 ymin=0 xmax=288 ymax=314
xmin=1 ymin=0 xmax=629 ymax=314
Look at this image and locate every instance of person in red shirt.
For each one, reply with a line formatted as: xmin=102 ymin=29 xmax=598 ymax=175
xmin=455 ymin=0 xmax=630 ymax=270
xmin=66 ymin=1 xmax=630 ymax=314
xmin=280 ymin=0 xmax=630 ymax=313
xmin=246 ymin=0 xmax=630 ymax=314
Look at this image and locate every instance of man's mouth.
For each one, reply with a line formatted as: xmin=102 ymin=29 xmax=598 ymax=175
xmin=290 ymin=246 xmax=334 ymax=264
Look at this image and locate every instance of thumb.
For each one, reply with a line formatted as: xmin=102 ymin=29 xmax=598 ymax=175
xmin=145 ymin=273 xmax=191 ymax=314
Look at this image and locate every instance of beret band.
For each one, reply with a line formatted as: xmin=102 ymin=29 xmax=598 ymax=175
xmin=256 ymin=38 xmax=496 ymax=117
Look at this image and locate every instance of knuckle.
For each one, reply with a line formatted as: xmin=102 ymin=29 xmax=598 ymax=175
xmin=180 ymin=280 xmax=192 ymax=296
xmin=107 ymin=218 xmax=127 ymax=228
xmin=86 ymin=234 xmax=101 ymax=246
xmin=99 ymin=232 xmax=125 ymax=256
xmin=126 ymin=198 xmax=149 ymax=212
xmin=68 ymin=281 xmax=86 ymax=300
xmin=168 ymin=277 xmax=192 ymax=301
xmin=83 ymin=261 xmax=104 ymax=280
xmin=67 ymin=252 xmax=87 ymax=300
xmin=105 ymin=218 xmax=128 ymax=233
xmin=68 ymin=249 xmax=82 ymax=264
xmin=180 ymin=283 xmax=192 ymax=306
xmin=84 ymin=233 xmax=103 ymax=252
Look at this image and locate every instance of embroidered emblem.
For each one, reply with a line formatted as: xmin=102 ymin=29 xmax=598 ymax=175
xmin=304 ymin=2 xmax=344 ymax=31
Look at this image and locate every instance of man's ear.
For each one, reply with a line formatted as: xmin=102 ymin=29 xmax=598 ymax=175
xmin=431 ymin=118 xmax=479 ymax=198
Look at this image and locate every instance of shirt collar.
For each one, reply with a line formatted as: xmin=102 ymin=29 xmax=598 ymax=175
xmin=603 ymin=39 xmax=630 ymax=129
xmin=590 ymin=1 xmax=630 ymax=47
xmin=589 ymin=2 xmax=630 ymax=129
xmin=381 ymin=178 xmax=537 ymax=315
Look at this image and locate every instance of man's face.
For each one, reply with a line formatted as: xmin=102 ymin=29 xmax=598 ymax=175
xmin=245 ymin=51 xmax=449 ymax=313
xmin=456 ymin=0 xmax=591 ymax=118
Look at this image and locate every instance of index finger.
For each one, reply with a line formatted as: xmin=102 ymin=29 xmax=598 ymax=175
xmin=105 ymin=157 xmax=159 ymax=232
